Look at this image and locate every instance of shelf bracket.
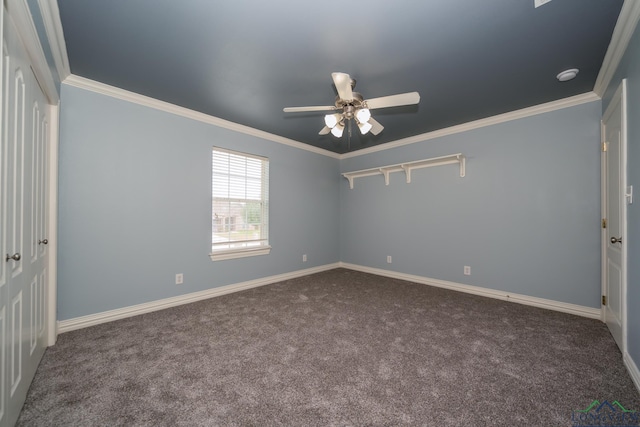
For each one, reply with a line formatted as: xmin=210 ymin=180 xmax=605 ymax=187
xmin=458 ymin=154 xmax=466 ymax=177
xmin=380 ymin=168 xmax=391 ymax=186
xmin=346 ymin=175 xmax=355 ymax=190
xmin=401 ymin=164 xmax=411 ymax=183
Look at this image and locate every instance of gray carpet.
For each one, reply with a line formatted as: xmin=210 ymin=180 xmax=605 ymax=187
xmin=17 ymin=269 xmax=640 ymax=426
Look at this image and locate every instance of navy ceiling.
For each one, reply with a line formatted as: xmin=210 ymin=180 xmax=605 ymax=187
xmin=57 ymin=0 xmax=623 ymax=154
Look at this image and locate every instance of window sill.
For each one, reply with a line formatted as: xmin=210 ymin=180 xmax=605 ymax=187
xmin=209 ymin=246 xmax=271 ymax=261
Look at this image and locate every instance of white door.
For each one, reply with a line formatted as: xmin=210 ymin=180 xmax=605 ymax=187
xmin=602 ymin=80 xmax=627 ymax=352
xmin=1 ymin=8 xmax=50 ymax=426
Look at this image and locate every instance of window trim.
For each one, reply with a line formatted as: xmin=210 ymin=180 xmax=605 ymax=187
xmin=209 ymin=245 xmax=271 ymax=262
xmin=210 ymin=147 xmax=270 ymax=261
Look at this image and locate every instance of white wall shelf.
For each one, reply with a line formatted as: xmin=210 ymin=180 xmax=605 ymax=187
xmin=342 ymin=153 xmax=465 ymax=189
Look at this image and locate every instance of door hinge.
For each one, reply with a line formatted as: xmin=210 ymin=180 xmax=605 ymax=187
xmin=602 ymin=141 xmax=608 ymax=152
xmin=602 ymin=218 xmax=607 ymax=229
xmin=602 ymin=295 xmax=607 ymax=306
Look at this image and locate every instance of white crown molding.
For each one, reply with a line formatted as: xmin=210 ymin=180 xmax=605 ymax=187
xmin=37 ymin=0 xmax=71 ymax=80
xmin=62 ymin=74 xmax=341 ymax=159
xmin=340 ymin=92 xmax=600 ymax=159
xmin=339 ymin=262 xmax=602 ymax=319
xmin=625 ymin=351 xmax=640 ymax=393
xmin=593 ymin=0 xmax=640 ymax=97
xmin=63 ymin=76 xmax=600 ymax=162
xmin=5 ymin=0 xmax=59 ymax=103
xmin=57 ymin=263 xmax=340 ymax=333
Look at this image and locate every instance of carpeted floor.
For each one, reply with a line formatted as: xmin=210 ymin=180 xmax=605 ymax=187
xmin=17 ymin=269 xmax=640 ymax=426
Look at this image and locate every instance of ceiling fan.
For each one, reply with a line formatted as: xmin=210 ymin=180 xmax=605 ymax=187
xmin=283 ymin=72 xmax=420 ymax=138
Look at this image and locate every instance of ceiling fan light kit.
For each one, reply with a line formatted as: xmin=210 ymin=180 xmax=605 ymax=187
xmin=284 ymin=72 xmax=420 ymax=140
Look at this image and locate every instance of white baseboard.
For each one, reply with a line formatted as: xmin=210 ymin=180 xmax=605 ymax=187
xmin=339 ymin=262 xmax=601 ymax=319
xmin=624 ymin=352 xmax=640 ymax=393
xmin=58 ymin=261 xmax=602 ymax=334
xmin=57 ymin=263 xmax=340 ymax=333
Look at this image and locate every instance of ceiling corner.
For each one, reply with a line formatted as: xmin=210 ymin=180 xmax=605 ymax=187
xmin=593 ymin=0 xmax=640 ymax=96
xmin=37 ymin=0 xmax=71 ymax=80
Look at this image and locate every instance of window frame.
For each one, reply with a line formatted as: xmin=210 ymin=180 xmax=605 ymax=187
xmin=210 ymin=147 xmax=270 ymax=261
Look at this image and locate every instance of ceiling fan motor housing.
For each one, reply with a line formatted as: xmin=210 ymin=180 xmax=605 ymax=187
xmin=335 ymin=92 xmax=366 ymax=120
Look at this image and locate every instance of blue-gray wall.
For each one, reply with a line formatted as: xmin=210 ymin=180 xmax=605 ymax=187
xmin=57 ymin=85 xmax=340 ymax=320
xmin=340 ymin=101 xmax=602 ymax=308
xmin=58 ymin=85 xmax=604 ymax=320
xmin=602 ymin=19 xmax=640 ymax=375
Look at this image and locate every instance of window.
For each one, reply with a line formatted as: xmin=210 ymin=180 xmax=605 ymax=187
xmin=210 ymin=147 xmax=270 ymax=261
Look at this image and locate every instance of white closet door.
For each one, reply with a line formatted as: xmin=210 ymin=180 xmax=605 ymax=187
xmin=1 ymin=7 xmax=49 ymax=426
xmin=602 ymin=81 xmax=627 ymax=353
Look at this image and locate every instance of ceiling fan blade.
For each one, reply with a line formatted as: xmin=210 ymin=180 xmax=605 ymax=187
xmin=369 ymin=117 xmax=384 ymax=135
xmin=319 ymin=126 xmax=331 ymax=135
xmin=332 ymin=72 xmax=354 ymax=101
xmin=365 ymin=92 xmax=420 ymax=109
xmin=283 ymin=105 xmax=336 ymax=113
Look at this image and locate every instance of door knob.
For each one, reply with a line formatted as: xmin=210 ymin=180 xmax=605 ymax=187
xmin=5 ymin=253 xmax=21 ymax=262
xmin=610 ymin=236 xmax=622 ymax=244
xmin=38 ymin=239 xmax=48 ymax=245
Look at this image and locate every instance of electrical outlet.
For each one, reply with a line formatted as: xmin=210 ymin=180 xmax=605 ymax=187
xmin=175 ymin=273 xmax=184 ymax=285
xmin=387 ymin=256 xmax=392 ymax=264
xmin=302 ymin=254 xmax=307 ymax=262
xmin=464 ymin=266 xmax=471 ymax=276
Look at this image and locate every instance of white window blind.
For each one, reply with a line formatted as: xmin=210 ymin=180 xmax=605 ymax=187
xmin=211 ymin=147 xmax=270 ymax=260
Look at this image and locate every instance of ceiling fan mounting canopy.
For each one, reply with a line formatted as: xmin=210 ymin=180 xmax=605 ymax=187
xmin=283 ymin=72 xmax=420 ymax=138
xmin=335 ymin=92 xmax=365 ymax=118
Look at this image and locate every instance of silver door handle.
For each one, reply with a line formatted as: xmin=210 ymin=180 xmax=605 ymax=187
xmin=610 ymin=236 xmax=622 ymax=244
xmin=38 ymin=239 xmax=48 ymax=245
xmin=5 ymin=253 xmax=21 ymax=262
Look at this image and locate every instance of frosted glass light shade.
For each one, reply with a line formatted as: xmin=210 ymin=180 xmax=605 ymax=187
xmin=331 ymin=122 xmax=344 ymax=137
xmin=324 ymin=113 xmax=340 ymax=128
xmin=358 ymin=121 xmax=372 ymax=135
xmin=356 ymin=108 xmax=371 ymax=123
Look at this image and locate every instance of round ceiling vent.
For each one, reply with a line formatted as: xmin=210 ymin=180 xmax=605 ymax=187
xmin=557 ymin=69 xmax=579 ymax=82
